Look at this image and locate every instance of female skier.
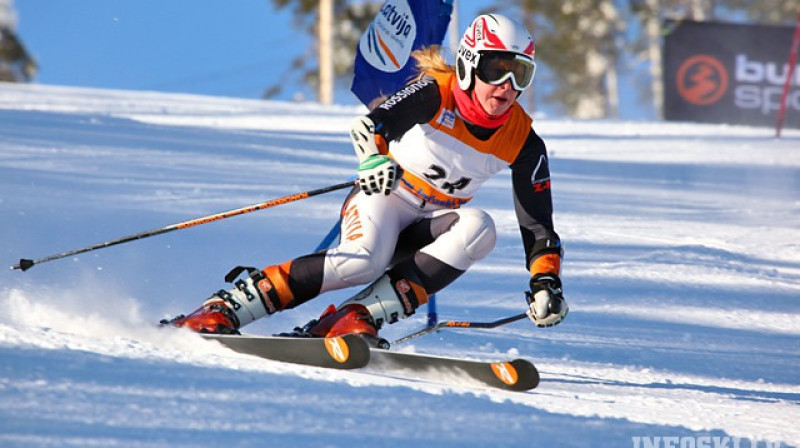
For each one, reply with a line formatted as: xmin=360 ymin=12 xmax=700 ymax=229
xmin=171 ymin=14 xmax=567 ymax=340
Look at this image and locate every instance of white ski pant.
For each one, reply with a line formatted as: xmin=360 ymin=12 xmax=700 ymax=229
xmin=320 ymin=188 xmax=497 ymax=294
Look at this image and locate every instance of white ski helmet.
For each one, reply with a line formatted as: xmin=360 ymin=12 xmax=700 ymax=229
xmin=456 ymin=14 xmax=536 ymax=92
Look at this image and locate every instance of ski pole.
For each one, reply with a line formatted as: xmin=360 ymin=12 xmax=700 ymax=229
xmin=391 ymin=312 xmax=529 ymax=346
xmin=11 ymin=180 xmax=356 ymax=272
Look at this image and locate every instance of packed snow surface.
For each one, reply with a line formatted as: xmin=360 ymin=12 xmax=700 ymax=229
xmin=0 ymin=83 xmax=798 ymax=447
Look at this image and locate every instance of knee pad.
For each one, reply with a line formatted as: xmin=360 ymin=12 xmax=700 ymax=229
xmin=419 ymin=208 xmax=496 ymax=271
xmin=455 ymin=208 xmax=496 ymax=261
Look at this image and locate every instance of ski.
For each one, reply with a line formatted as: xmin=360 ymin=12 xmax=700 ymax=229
xmin=367 ymin=349 xmax=540 ymax=391
xmin=201 ymin=333 xmax=371 ymax=370
xmin=198 ymin=333 xmax=539 ymax=391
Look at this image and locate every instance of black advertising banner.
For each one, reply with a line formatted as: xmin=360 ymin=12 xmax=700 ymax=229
xmin=664 ymin=20 xmax=799 ymax=128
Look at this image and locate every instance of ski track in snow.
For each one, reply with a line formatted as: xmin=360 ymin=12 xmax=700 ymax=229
xmin=0 ymin=83 xmax=799 ymax=447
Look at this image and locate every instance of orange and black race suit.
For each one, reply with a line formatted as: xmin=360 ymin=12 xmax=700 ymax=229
xmin=368 ymin=71 xmax=561 ymax=276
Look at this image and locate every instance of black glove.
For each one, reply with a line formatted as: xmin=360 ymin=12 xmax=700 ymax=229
xmin=527 ymin=273 xmax=568 ymax=327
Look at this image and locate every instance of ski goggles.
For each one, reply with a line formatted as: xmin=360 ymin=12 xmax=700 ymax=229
xmin=475 ymin=52 xmax=536 ymax=91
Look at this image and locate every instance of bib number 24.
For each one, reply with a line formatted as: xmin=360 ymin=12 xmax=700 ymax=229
xmin=423 ymin=164 xmax=471 ymax=194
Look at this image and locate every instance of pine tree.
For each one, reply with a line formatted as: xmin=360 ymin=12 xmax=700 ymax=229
xmin=0 ymin=0 xmax=37 ymax=83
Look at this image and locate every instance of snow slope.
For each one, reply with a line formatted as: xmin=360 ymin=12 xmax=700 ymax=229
xmin=0 ymin=82 xmax=799 ymax=447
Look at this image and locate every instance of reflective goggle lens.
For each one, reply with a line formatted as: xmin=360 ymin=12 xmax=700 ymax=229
xmin=476 ymin=53 xmax=536 ymax=91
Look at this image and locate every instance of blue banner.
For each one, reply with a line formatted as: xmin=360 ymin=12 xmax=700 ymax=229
xmin=351 ymin=0 xmax=453 ymax=108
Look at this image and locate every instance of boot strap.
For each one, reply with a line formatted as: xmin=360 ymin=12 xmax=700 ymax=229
xmin=224 ymin=265 xmax=259 ymax=283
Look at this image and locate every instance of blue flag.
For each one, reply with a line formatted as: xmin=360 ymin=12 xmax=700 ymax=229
xmin=351 ymin=0 xmax=453 ymax=108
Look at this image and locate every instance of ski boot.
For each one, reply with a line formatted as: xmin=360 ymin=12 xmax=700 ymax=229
xmin=286 ymin=303 xmax=382 ymax=344
xmin=284 ymin=272 xmax=428 ymax=349
xmin=162 ymin=267 xmax=282 ymax=334
xmin=161 ymin=297 xmax=240 ymax=334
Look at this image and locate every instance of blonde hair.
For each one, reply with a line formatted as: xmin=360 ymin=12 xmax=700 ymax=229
xmin=366 ymin=46 xmax=455 ymax=111
xmin=411 ymin=46 xmax=454 ymax=78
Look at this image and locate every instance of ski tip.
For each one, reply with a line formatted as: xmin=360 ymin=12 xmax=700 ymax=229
xmin=322 ymin=336 xmax=351 ymax=364
xmin=509 ymin=359 xmax=540 ymax=390
xmin=335 ymin=334 xmax=373 ymax=363
xmin=12 ymin=259 xmax=35 ymax=271
xmin=489 ymin=359 xmax=540 ymax=391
